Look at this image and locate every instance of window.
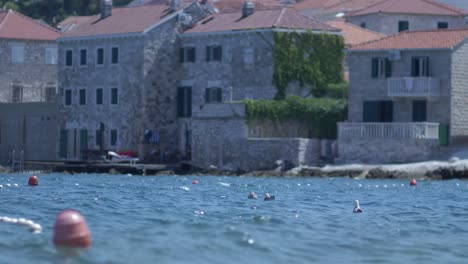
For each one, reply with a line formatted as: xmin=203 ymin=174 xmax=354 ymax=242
xmin=180 ymin=47 xmax=196 ymax=63
xmin=96 ymin=48 xmax=104 ymax=65
xmin=411 ymin=57 xmax=429 ymax=77
xmin=111 ymin=47 xmax=119 ymax=64
xmin=110 ymin=129 xmax=118 ymax=146
xmin=371 ymin=57 xmax=392 ymax=78
xmin=65 ymin=89 xmax=72 ymax=105
xmin=95 ymin=129 xmax=102 ymax=147
xmin=363 ymin=101 xmax=393 ymax=122
xmin=79 ymin=89 xmax=86 ymax=105
xmin=96 ymin=88 xmax=103 ymax=105
xmin=110 ymin=88 xmax=118 ymax=104
xmin=437 ymin=22 xmax=448 ymax=29
xmin=412 ymin=100 xmax=427 ymax=122
xmin=205 ymin=88 xmax=222 ymax=103
xmin=12 ymin=84 xmax=23 ymax=102
xmin=65 ymin=50 xmax=73 ymax=66
xmin=243 ymin=48 xmax=254 ymax=65
xmin=11 ymin=46 xmax=24 ymax=64
xmin=80 ymin=49 xmax=87 ymax=66
xmin=45 ymin=87 xmax=56 ymax=102
xmin=45 ymin=47 xmax=58 ymax=64
xmin=177 ymin=86 xmax=192 ymax=118
xmin=398 ymin=20 xmax=409 ymax=32
xmin=360 ymin=22 xmax=366 ymax=28
xmin=206 ymin=45 xmax=222 ymax=62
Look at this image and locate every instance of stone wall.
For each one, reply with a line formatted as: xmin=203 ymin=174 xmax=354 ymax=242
xmin=0 ymin=40 xmax=57 ymax=103
xmin=338 ymin=137 xmax=439 ymax=164
xmin=0 ymin=103 xmax=58 ymax=164
xmin=347 ymin=13 xmax=466 ymax=35
xmin=347 ymin=50 xmax=452 ymax=124
xmin=450 ymin=39 xmax=468 ymax=144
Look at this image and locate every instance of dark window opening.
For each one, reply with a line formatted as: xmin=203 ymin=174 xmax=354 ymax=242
xmin=97 ymin=48 xmax=104 ymax=65
xmin=371 ymin=57 xmax=392 ymax=78
xmin=180 ymin=47 xmax=196 ymax=63
xmin=437 ymin=22 xmax=448 ymax=29
xmin=65 ymin=90 xmax=72 ymax=105
xmin=96 ymin=88 xmax=103 ymax=105
xmin=177 ymin=86 xmax=192 ymax=118
xmin=12 ymin=84 xmax=23 ymax=103
xmin=79 ymin=89 xmax=86 ymax=105
xmin=111 ymin=88 xmax=118 ymax=104
xmin=363 ymin=101 xmax=393 ymax=122
xmin=206 ymin=45 xmax=222 ymax=62
xmin=110 ymin=129 xmax=118 ymax=146
xmin=80 ymin=49 xmax=87 ymax=65
xmin=66 ymin=50 xmax=73 ymax=66
xmin=360 ymin=22 xmax=366 ymax=28
xmin=205 ymin=87 xmax=222 ymax=103
xmin=111 ymin=47 xmax=119 ymax=64
xmin=398 ymin=20 xmax=409 ymax=32
xmin=412 ymin=100 xmax=427 ymax=122
xmin=411 ymin=56 xmax=430 ymax=77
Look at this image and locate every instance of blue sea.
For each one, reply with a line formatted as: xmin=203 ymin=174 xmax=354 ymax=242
xmin=1 ymin=173 xmax=468 ymax=264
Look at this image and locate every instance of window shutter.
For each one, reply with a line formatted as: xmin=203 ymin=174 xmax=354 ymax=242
xmin=411 ymin=57 xmax=418 ymax=77
xmin=363 ymin=101 xmax=378 ymax=122
xmin=371 ymin=58 xmax=378 ymax=78
xmin=206 ymin=46 xmax=211 ymax=62
xmin=189 ymin=47 xmax=196 ymax=62
xmin=177 ymin=87 xmax=184 ymax=117
xmin=385 ymin=58 xmax=392 ymax=78
xmin=215 ymin=46 xmax=222 ymax=61
xmin=204 ymin=88 xmax=209 ymax=103
xmin=187 ymin=87 xmax=192 ymax=117
xmin=217 ymin=88 xmax=222 ymax=102
xmin=424 ymin=57 xmax=429 ymax=77
xmin=179 ymin=47 xmax=184 ymax=63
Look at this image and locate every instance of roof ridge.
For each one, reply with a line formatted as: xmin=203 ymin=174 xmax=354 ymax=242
xmin=328 ymin=20 xmax=386 ymax=37
xmin=292 ymin=7 xmax=340 ymax=30
xmin=345 ymin=0 xmax=386 ymax=17
xmin=9 ymin=9 xmax=61 ymax=34
xmin=326 ymin=0 xmax=378 ymax=11
xmin=273 ymin=7 xmax=286 ymax=27
xmin=420 ymin=0 xmax=467 ymax=15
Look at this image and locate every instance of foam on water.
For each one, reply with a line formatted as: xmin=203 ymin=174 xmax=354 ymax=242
xmin=0 ymin=173 xmax=467 ymax=264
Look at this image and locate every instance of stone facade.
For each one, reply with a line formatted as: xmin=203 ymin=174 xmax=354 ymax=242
xmin=191 ymin=103 xmax=321 ymax=171
xmin=0 ymin=40 xmax=57 ymax=103
xmin=450 ymin=39 xmax=468 ymax=144
xmin=57 ymin=3 xmax=205 ymax=160
xmin=347 ymin=13 xmax=466 ymax=35
xmin=347 ymin=49 xmax=452 ymax=124
xmin=0 ymin=103 xmax=58 ymax=164
xmin=338 ymin=137 xmax=439 ymax=164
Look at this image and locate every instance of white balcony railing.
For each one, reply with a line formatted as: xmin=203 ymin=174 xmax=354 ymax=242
xmin=387 ymin=77 xmax=440 ymax=97
xmin=338 ymin=122 xmax=439 ymax=139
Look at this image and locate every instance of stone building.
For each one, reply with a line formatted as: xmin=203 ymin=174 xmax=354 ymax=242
xmin=0 ymin=9 xmax=60 ymax=103
xmin=57 ymin=1 xmax=206 ymax=160
xmin=183 ymin=5 xmax=341 ymax=170
xmin=345 ymin=0 xmax=467 ymax=35
xmin=338 ymin=29 xmax=468 ymax=164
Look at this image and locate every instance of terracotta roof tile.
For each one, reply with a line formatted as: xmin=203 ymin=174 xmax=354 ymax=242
xmin=350 ymin=28 xmax=468 ymax=50
xmin=58 ymin=16 xmax=95 ymax=32
xmin=128 ymin=0 xmax=284 ymax=12
xmin=186 ymin=7 xmax=338 ymax=33
xmin=347 ymin=0 xmax=467 ymax=17
xmin=61 ymin=5 xmax=175 ymax=38
xmin=294 ymin=0 xmax=380 ymax=11
xmin=327 ymin=20 xmax=385 ymax=47
xmin=0 ymin=9 xmax=60 ymax=41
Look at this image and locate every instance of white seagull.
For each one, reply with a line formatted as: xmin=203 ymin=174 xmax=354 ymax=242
xmin=353 ymin=200 xmax=363 ymax=213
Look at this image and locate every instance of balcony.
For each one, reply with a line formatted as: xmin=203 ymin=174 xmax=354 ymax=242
xmin=387 ymin=77 xmax=440 ymax=98
xmin=338 ymin=122 xmax=439 ymax=139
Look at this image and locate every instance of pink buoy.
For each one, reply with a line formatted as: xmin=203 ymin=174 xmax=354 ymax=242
xmin=410 ymin=179 xmax=417 ymax=186
xmin=53 ymin=209 xmax=91 ymax=248
xmin=28 ymin=175 xmax=39 ymax=186
xmin=192 ymin=180 xmax=199 ymax=185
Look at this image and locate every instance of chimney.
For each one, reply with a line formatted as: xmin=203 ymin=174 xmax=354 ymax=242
xmin=170 ymin=0 xmax=181 ymax=11
xmin=242 ymin=1 xmax=255 ymax=17
xmin=100 ymin=0 xmax=113 ymax=19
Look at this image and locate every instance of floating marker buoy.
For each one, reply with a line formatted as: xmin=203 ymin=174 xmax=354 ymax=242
xmin=28 ymin=175 xmax=39 ymax=186
xmin=410 ymin=179 xmax=417 ymax=186
xmin=192 ymin=180 xmax=199 ymax=185
xmin=53 ymin=209 xmax=91 ymax=248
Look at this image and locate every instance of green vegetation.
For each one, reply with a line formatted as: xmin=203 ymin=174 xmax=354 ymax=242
xmin=326 ymin=82 xmax=348 ymax=99
xmin=244 ymin=96 xmax=347 ymax=139
xmin=273 ymin=31 xmax=345 ymax=99
xmin=0 ymin=0 xmax=133 ymax=23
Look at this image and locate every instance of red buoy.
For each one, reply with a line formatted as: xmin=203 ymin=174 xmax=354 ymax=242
xmin=53 ymin=210 xmax=91 ymax=248
xmin=28 ymin=175 xmax=39 ymax=186
xmin=192 ymin=180 xmax=199 ymax=185
xmin=410 ymin=179 xmax=417 ymax=186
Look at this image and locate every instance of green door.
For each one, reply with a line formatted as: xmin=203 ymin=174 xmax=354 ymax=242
xmin=439 ymin=124 xmax=449 ymax=146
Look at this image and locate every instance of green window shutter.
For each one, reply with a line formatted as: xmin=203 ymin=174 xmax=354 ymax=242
xmin=371 ymin=58 xmax=378 ymax=78
xmin=411 ymin=57 xmax=418 ymax=77
xmin=204 ymin=88 xmax=210 ymax=103
xmin=385 ymin=58 xmax=392 ymax=78
xmin=206 ymin=46 xmax=211 ymax=62
xmin=179 ymin=47 xmax=184 ymax=63
xmin=217 ymin=88 xmax=222 ymax=102
xmin=187 ymin=87 xmax=192 ymax=117
xmin=177 ymin=87 xmax=184 ymax=117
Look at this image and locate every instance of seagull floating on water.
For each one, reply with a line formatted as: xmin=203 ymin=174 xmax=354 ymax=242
xmin=353 ymin=200 xmax=362 ymax=213
xmin=264 ymin=193 xmax=275 ymax=201
xmin=248 ymin=192 xmax=257 ymax=199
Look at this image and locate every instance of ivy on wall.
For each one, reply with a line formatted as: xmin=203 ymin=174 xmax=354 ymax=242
xmin=273 ymin=31 xmax=345 ymax=99
xmin=244 ymin=96 xmax=347 ymax=139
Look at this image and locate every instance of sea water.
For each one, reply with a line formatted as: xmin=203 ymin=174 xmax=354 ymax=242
xmin=1 ymin=173 xmax=468 ymax=264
